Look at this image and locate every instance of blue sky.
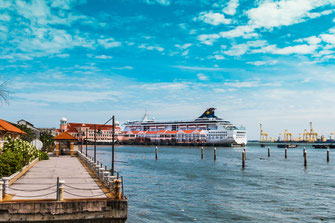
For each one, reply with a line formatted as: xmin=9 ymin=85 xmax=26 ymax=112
xmin=1 ymin=0 xmax=335 ymax=139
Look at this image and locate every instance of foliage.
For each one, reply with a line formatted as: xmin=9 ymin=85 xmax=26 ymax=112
xmin=40 ymin=132 xmax=55 ymax=152
xmin=16 ymin=124 xmax=36 ymax=142
xmin=38 ymin=151 xmax=49 ymax=161
xmin=0 ymin=80 xmax=10 ymax=104
xmin=0 ymin=137 xmax=49 ymax=177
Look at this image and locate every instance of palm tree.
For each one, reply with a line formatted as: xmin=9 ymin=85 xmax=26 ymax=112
xmin=0 ymin=80 xmax=10 ymax=104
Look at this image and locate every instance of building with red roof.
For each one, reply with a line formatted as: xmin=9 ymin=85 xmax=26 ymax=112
xmin=56 ymin=117 xmax=121 ymax=143
xmin=0 ymin=119 xmax=26 ymax=148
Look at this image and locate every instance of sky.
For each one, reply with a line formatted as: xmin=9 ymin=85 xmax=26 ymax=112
xmin=1 ymin=0 xmax=335 ymax=139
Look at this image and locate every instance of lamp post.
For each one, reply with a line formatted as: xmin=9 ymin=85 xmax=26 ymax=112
xmin=86 ymin=128 xmax=88 ymax=157
xmin=112 ymin=116 xmax=115 ymax=176
xmin=93 ymin=116 xmax=115 ymax=165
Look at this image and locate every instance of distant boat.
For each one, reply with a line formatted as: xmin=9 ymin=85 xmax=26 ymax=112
xmin=313 ymin=145 xmax=328 ymax=149
xmin=277 ymin=144 xmax=298 ymax=148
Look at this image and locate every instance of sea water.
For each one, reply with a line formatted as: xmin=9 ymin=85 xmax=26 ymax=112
xmin=87 ymin=145 xmax=335 ymax=222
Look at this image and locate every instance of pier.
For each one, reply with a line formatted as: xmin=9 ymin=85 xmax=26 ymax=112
xmin=0 ymin=153 xmax=127 ymax=222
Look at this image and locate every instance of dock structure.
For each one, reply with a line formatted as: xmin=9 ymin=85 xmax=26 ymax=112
xmin=0 ymin=154 xmax=127 ymax=222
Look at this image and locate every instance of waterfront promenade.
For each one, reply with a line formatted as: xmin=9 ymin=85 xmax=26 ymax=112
xmin=8 ymin=156 xmax=106 ymax=200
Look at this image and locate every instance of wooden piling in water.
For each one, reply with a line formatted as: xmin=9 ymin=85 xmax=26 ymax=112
xmin=243 ymin=148 xmax=246 ymax=159
xmin=327 ymin=149 xmax=330 ymax=162
xmin=214 ymin=148 xmax=217 ymax=161
xmin=155 ymin=146 xmax=158 ymax=160
xmin=285 ymin=147 xmax=287 ymax=159
xmin=242 ymin=150 xmax=245 ymax=168
xmin=303 ymin=147 xmax=306 ymax=158
xmin=201 ymin=147 xmax=204 ymax=160
xmin=268 ymin=147 xmax=270 ymax=157
xmin=304 ymin=150 xmax=307 ymax=167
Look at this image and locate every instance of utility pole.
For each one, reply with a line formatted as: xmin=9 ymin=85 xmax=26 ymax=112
xmin=112 ymin=115 xmax=115 ymax=176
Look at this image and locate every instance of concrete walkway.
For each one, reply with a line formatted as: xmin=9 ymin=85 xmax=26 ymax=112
xmin=8 ymin=156 xmax=106 ymax=200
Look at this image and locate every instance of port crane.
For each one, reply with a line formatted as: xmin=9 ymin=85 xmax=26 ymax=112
xmin=306 ymin=122 xmax=318 ymax=142
xmin=280 ymin=129 xmax=292 ymax=142
xmin=260 ymin=124 xmax=268 ymax=142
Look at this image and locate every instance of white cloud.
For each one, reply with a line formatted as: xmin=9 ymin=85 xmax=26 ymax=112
xmin=214 ymin=55 xmax=225 ymax=60
xmin=95 ymin=55 xmax=113 ymax=59
xmin=141 ymin=82 xmax=188 ymax=90
xmin=111 ymin=66 xmax=133 ymax=70
xmin=145 ymin=0 xmax=170 ymax=6
xmin=296 ymin=36 xmax=322 ymax=45
xmin=197 ymin=11 xmax=231 ymax=26
xmin=0 ymin=14 xmax=10 ymax=22
xmin=274 ymin=44 xmax=317 ymax=55
xmin=197 ymin=34 xmax=221 ymax=45
xmin=320 ymin=34 xmax=335 ymax=44
xmin=219 ymin=25 xmax=258 ymax=39
xmin=16 ymin=90 xmax=120 ymax=103
xmin=98 ymin=38 xmax=122 ymax=48
xmin=175 ymin=43 xmax=192 ymax=49
xmin=197 ymin=73 xmax=208 ymax=81
xmin=138 ymin=44 xmax=164 ymax=52
xmin=247 ymin=0 xmax=319 ymax=29
xmin=223 ymin=44 xmax=249 ymax=56
xmin=222 ymin=0 xmax=239 ymax=15
xmin=247 ymin=60 xmax=278 ymax=66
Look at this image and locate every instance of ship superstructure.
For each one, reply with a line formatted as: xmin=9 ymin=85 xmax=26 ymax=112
xmin=120 ymin=108 xmax=247 ymax=146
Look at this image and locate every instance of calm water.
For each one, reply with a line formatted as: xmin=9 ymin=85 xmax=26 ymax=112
xmin=86 ymin=145 xmax=335 ymax=222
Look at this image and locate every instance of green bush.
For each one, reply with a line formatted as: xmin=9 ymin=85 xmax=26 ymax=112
xmin=0 ymin=137 xmax=49 ymax=178
xmin=38 ymin=151 xmax=49 ymax=161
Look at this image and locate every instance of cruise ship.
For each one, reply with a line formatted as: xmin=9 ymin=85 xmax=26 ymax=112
xmin=120 ymin=108 xmax=247 ymax=146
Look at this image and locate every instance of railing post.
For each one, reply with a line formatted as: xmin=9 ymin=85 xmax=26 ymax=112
xmin=0 ymin=180 xmax=3 ymax=201
xmin=2 ymin=177 xmax=9 ymax=196
xmin=56 ymin=177 xmax=59 ymax=201
xmin=59 ymin=180 xmax=65 ymax=201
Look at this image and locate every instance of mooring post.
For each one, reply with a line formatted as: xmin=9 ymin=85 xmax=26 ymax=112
xmin=59 ymin=180 xmax=65 ymax=201
xmin=268 ymin=147 xmax=270 ymax=157
xmin=103 ymin=171 xmax=110 ymax=186
xmin=327 ymin=149 xmax=330 ymax=162
xmin=303 ymin=147 xmax=306 ymax=158
xmin=201 ymin=147 xmax=204 ymax=160
xmin=304 ymin=150 xmax=307 ymax=167
xmin=243 ymin=148 xmax=246 ymax=159
xmin=285 ymin=147 xmax=287 ymax=159
xmin=108 ymin=176 xmax=117 ymax=192
xmin=121 ymin=176 xmax=124 ymax=199
xmin=0 ymin=180 xmax=3 ymax=201
xmin=155 ymin=146 xmax=158 ymax=160
xmin=115 ymin=179 xmax=122 ymax=200
xmin=99 ymin=168 xmax=105 ymax=182
xmin=242 ymin=150 xmax=246 ymax=169
xmin=214 ymin=147 xmax=217 ymax=161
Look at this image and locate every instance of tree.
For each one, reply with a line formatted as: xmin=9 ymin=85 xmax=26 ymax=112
xmin=16 ymin=125 xmax=36 ymax=142
xmin=0 ymin=80 xmax=10 ymax=104
xmin=40 ymin=132 xmax=55 ymax=152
